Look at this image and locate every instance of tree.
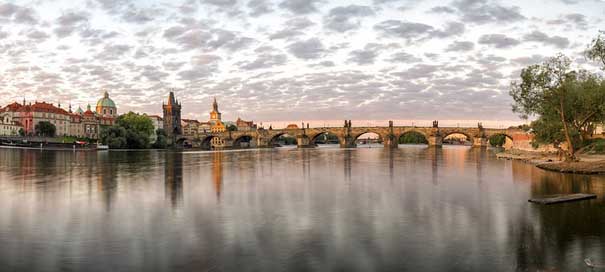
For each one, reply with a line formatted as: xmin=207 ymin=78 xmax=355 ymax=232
xmin=101 ymin=126 xmax=127 ymax=149
xmin=101 ymin=112 xmax=155 ymax=149
xmin=586 ymin=31 xmax=605 ymax=69
xmin=117 ymin=112 xmax=155 ymax=137
xmin=399 ymin=132 xmax=428 ymax=144
xmin=35 ymin=121 xmax=56 ymax=137
xmin=18 ymin=128 xmax=25 ymax=136
xmin=227 ymin=124 xmax=237 ymax=131
xmin=153 ymin=129 xmax=168 ymax=149
xmin=489 ymin=134 xmax=506 ymax=147
xmin=510 ymin=54 xmax=605 ymax=161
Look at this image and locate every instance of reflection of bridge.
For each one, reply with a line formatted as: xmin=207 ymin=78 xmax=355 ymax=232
xmin=181 ymin=121 xmax=521 ymax=150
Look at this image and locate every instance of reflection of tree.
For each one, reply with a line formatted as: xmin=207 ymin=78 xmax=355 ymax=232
xmin=97 ymin=151 xmax=118 ymax=212
xmin=165 ymin=151 xmax=183 ymax=208
xmin=509 ymin=166 xmax=605 ymax=271
xmin=212 ymin=152 xmax=223 ymax=200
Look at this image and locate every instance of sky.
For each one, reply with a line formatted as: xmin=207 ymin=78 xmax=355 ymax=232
xmin=0 ymin=0 xmax=603 ymax=128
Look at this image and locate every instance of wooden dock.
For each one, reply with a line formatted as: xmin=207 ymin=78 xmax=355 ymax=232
xmin=529 ymin=194 xmax=597 ymax=205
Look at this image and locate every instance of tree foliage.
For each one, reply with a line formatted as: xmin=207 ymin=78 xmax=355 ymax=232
xmin=35 ymin=121 xmax=56 ymax=137
xmin=489 ymin=134 xmax=506 ymax=147
xmin=101 ymin=112 xmax=155 ymax=149
xmin=116 ymin=112 xmax=155 ymax=137
xmin=227 ymin=124 xmax=237 ymax=131
xmin=586 ymin=30 xmax=605 ymax=69
xmin=399 ymin=132 xmax=428 ymax=144
xmin=153 ymin=129 xmax=168 ymax=149
xmin=510 ymin=50 xmax=605 ymax=160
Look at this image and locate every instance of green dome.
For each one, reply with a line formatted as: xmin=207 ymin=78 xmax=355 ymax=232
xmin=96 ymin=91 xmax=116 ymax=108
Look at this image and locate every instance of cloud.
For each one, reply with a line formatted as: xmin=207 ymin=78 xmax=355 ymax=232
xmin=478 ymin=34 xmax=520 ymax=48
xmin=287 ymin=38 xmax=327 ymax=59
xmin=386 ymin=51 xmax=422 ymax=63
xmin=429 ymin=6 xmax=456 ymax=14
xmin=445 ymin=41 xmax=475 ymax=52
xmin=120 ymin=6 xmax=163 ymax=23
xmin=57 ymin=12 xmax=88 ymax=26
xmin=269 ymin=17 xmax=314 ymax=40
xmin=323 ymin=5 xmax=375 ymax=32
xmin=522 ymin=30 xmax=569 ymax=49
xmin=25 ymin=29 xmax=49 ymax=41
xmin=248 ymin=0 xmax=273 ymax=16
xmin=279 ymin=0 xmax=321 ymax=14
xmin=547 ymin=13 xmax=589 ymax=30
xmin=374 ymin=20 xmax=434 ymax=41
xmin=239 ymin=53 xmax=288 ymax=70
xmin=451 ymin=0 xmax=525 ymax=25
xmin=374 ymin=20 xmax=465 ymax=42
xmin=201 ymin=0 xmax=237 ymax=7
xmin=0 ymin=3 xmax=37 ymax=24
xmin=347 ymin=43 xmax=399 ymax=65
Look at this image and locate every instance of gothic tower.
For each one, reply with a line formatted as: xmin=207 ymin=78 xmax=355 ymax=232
xmin=209 ymin=97 xmax=221 ymax=123
xmin=163 ymin=91 xmax=182 ymax=143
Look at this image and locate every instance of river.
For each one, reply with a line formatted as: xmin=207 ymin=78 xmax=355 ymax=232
xmin=0 ymin=145 xmax=604 ymax=271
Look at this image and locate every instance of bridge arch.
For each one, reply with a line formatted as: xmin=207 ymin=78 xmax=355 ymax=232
xmin=487 ymin=133 xmax=514 ymax=149
xmin=269 ymin=132 xmax=300 ymax=147
xmin=200 ymin=135 xmax=222 ymax=150
xmin=398 ymin=130 xmax=429 ymax=145
xmin=353 ymin=131 xmax=384 ymax=145
xmin=233 ymin=134 xmax=256 ymax=148
xmin=441 ymin=131 xmax=474 ymax=146
xmin=309 ymin=131 xmax=342 ymax=145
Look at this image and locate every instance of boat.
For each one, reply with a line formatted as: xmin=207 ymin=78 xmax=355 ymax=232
xmin=97 ymin=144 xmax=109 ymax=150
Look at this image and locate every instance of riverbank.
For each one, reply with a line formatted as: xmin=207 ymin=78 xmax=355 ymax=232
xmin=496 ymin=149 xmax=557 ymax=165
xmin=497 ymin=149 xmax=605 ymax=175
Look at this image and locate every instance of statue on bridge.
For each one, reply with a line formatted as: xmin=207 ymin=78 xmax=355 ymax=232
xmin=478 ymin=122 xmax=483 ymax=129
xmin=344 ymin=120 xmax=352 ymax=128
xmin=432 ymin=120 xmax=438 ymax=128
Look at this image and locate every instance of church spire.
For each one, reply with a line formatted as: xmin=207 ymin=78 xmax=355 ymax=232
xmin=213 ymin=97 xmax=218 ymax=112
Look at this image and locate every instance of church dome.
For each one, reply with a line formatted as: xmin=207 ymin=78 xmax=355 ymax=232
xmin=96 ymin=91 xmax=116 ymax=109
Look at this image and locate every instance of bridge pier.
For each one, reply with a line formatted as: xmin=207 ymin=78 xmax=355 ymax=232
xmin=256 ymin=137 xmax=271 ymax=148
xmin=340 ymin=136 xmax=357 ymax=148
xmin=472 ymin=137 xmax=488 ymax=148
xmin=383 ymin=134 xmax=398 ymax=148
xmin=297 ymin=135 xmax=315 ymax=148
xmin=427 ymin=135 xmax=443 ymax=147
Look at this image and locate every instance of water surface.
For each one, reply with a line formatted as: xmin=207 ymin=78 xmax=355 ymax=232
xmin=0 ymin=145 xmax=604 ymax=271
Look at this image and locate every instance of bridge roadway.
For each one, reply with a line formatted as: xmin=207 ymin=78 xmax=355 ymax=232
xmin=180 ymin=121 xmax=521 ymax=150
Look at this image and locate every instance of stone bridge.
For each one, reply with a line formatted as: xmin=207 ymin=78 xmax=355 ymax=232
xmin=180 ymin=121 xmax=522 ymax=150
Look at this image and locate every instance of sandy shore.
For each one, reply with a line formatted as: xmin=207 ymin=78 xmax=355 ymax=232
xmin=497 ymin=150 xmax=605 ymax=175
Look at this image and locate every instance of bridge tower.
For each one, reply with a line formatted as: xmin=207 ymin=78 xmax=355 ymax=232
xmin=163 ymin=91 xmax=182 ymax=145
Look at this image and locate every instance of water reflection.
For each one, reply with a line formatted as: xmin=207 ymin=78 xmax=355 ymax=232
xmin=165 ymin=151 xmax=183 ymax=208
xmin=98 ymin=152 xmax=118 ymax=211
xmin=0 ymin=147 xmax=603 ymax=271
xmin=212 ymin=151 xmax=223 ymax=200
